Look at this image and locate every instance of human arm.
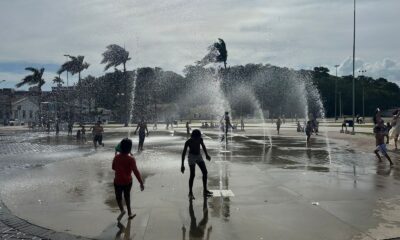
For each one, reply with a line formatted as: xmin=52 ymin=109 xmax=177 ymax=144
xmin=181 ymin=141 xmax=189 ymax=173
xmin=112 ymin=157 xmax=116 ymax=171
xmin=131 ymin=158 xmax=144 ymax=191
xmin=146 ymin=125 xmax=149 ymax=136
xmin=200 ymin=139 xmax=211 ymax=161
xmin=134 ymin=124 xmax=139 ymax=134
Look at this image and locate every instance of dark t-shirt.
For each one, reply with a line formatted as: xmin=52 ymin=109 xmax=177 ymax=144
xmin=185 ymin=138 xmax=203 ymax=155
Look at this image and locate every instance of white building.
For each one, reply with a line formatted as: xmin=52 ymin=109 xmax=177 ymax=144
xmin=11 ymin=97 xmax=39 ymax=124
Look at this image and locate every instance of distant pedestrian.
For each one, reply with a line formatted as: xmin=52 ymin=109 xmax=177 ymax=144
xmin=240 ymin=118 xmax=245 ymax=131
xmin=134 ymin=119 xmax=149 ymax=151
xmin=374 ymin=122 xmax=394 ymax=166
xmin=112 ymin=138 xmax=144 ymax=221
xmin=389 ymin=109 xmax=400 ymax=149
xmin=80 ymin=125 xmax=86 ymax=142
xmin=68 ymin=122 xmax=73 ymax=136
xmin=305 ymin=120 xmax=313 ymax=142
xmin=221 ymin=112 xmax=234 ymax=142
xmin=186 ymin=121 xmax=191 ymax=135
xmin=91 ymin=121 xmax=104 ymax=148
xmin=276 ymin=117 xmax=282 ymax=135
xmin=181 ymin=129 xmax=212 ymax=199
xmin=55 ymin=121 xmax=60 ymax=135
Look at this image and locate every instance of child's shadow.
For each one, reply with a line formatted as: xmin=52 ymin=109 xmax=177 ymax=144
xmin=116 ymin=219 xmax=135 ymax=240
xmin=182 ymin=197 xmax=212 ymax=240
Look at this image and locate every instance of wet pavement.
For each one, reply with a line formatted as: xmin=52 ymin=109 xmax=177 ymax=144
xmin=1 ymin=124 xmax=400 ymax=239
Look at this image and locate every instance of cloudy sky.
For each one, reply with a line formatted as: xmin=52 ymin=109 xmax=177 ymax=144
xmin=0 ymin=0 xmax=399 ymax=89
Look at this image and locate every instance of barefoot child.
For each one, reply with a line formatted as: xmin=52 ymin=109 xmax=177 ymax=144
xmin=374 ymin=122 xmax=394 ymax=166
xmin=112 ymin=138 xmax=144 ymax=220
xmin=181 ymin=129 xmax=212 ymax=199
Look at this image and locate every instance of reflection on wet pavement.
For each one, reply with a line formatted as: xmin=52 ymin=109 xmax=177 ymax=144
xmin=1 ymin=128 xmax=400 ymax=239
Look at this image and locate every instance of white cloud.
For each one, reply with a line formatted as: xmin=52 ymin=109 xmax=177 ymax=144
xmin=0 ymin=0 xmax=399 ymax=84
xmin=338 ymin=57 xmax=400 ymax=83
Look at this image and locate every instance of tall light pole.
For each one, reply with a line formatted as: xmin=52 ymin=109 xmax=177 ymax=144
xmin=359 ymin=69 xmax=366 ymax=122
xmin=339 ymin=91 xmax=342 ymax=118
xmin=334 ymin=64 xmax=340 ymax=122
xmin=352 ymin=0 xmax=356 ymax=134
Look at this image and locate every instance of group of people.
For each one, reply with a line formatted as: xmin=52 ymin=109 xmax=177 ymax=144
xmin=112 ymin=127 xmax=212 ymax=222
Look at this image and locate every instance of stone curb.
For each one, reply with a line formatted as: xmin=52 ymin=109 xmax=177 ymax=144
xmin=0 ymin=200 xmax=91 ymax=240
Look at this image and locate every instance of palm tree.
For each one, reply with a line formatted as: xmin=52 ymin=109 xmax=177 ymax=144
xmin=16 ymin=67 xmax=45 ymax=123
xmin=52 ymin=75 xmax=64 ymax=119
xmin=101 ymin=44 xmax=132 ymax=126
xmin=58 ymin=55 xmax=89 ymax=122
xmin=197 ymin=38 xmax=228 ymax=69
xmin=53 ymin=75 xmax=64 ymax=87
xmin=101 ymin=44 xmax=131 ymax=72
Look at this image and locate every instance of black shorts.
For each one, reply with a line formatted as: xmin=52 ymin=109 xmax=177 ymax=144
xmin=93 ymin=134 xmax=102 ymax=143
xmin=114 ymin=182 xmax=132 ymax=200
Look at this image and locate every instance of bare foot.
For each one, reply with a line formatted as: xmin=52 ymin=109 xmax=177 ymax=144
xmin=128 ymin=213 xmax=136 ymax=219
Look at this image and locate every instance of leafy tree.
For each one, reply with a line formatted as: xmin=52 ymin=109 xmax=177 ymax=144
xmin=197 ymin=38 xmax=228 ymax=69
xmin=16 ymin=67 xmax=45 ymax=122
xmin=57 ymin=55 xmax=89 ymax=122
xmin=101 ymin=44 xmax=132 ymax=126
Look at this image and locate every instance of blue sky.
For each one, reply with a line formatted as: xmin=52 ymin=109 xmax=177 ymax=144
xmin=0 ymin=0 xmax=399 ymax=90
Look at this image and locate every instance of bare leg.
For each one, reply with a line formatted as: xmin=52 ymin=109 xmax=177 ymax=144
xmin=395 ymin=135 xmax=399 ymax=150
xmin=374 ymin=150 xmax=383 ymax=162
xmin=197 ymin=161 xmax=209 ymax=194
xmin=124 ymin=184 xmax=134 ymax=218
xmin=384 ymin=153 xmax=394 ymax=166
xmin=189 ymin=164 xmax=195 ymax=199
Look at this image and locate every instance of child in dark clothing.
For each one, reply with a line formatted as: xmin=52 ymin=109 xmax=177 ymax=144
xmin=112 ymin=138 xmax=144 ymax=220
xmin=181 ymin=129 xmax=212 ymax=199
xmin=374 ymin=123 xmax=393 ymax=166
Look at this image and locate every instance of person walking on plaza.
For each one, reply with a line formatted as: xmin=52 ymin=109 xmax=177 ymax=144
xmin=112 ymin=138 xmax=144 ymax=220
xmin=389 ymin=109 xmax=400 ymax=149
xmin=305 ymin=120 xmax=313 ymax=143
xmin=240 ymin=118 xmax=245 ymax=131
xmin=220 ymin=112 xmax=234 ymax=143
xmin=186 ymin=121 xmax=191 ymax=135
xmin=181 ymin=129 xmax=212 ymax=200
xmin=91 ymin=121 xmax=104 ymax=148
xmin=67 ymin=122 xmax=73 ymax=136
xmin=276 ymin=117 xmax=282 ymax=135
xmin=134 ymin=119 xmax=149 ymax=152
xmin=374 ymin=121 xmax=394 ymax=166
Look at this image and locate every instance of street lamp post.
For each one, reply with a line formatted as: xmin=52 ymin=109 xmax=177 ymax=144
xmin=352 ymin=0 xmax=356 ymax=134
xmin=359 ymin=69 xmax=366 ymax=122
xmin=339 ymin=92 xmax=342 ymax=118
xmin=334 ymin=65 xmax=339 ymax=122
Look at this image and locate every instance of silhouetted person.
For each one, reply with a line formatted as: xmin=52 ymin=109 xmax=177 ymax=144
xmin=91 ymin=121 xmax=104 ymax=148
xmin=374 ymin=122 xmax=393 ymax=166
xmin=112 ymin=138 xmax=144 ymax=221
xmin=240 ymin=118 xmax=245 ymax=131
xmin=276 ymin=117 xmax=282 ymax=135
xmin=306 ymin=120 xmax=313 ymax=143
xmin=80 ymin=125 xmax=86 ymax=142
xmin=55 ymin=121 xmax=59 ymax=135
xmin=186 ymin=121 xmax=191 ymax=135
xmin=221 ymin=112 xmax=234 ymax=143
xmin=68 ymin=122 xmax=73 ymax=136
xmin=134 ymin=119 xmax=149 ymax=151
xmin=182 ymin=198 xmax=212 ymax=240
xmin=181 ymin=129 xmax=212 ymax=199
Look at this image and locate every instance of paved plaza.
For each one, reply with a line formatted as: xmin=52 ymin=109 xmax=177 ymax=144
xmin=1 ymin=123 xmax=400 ymax=240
